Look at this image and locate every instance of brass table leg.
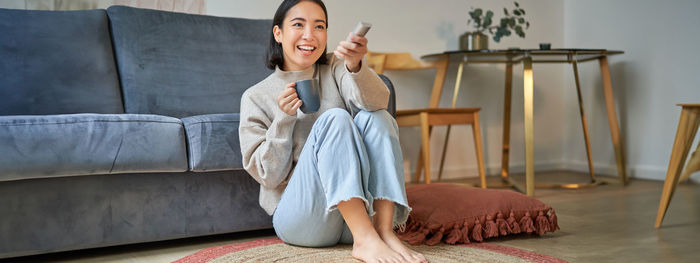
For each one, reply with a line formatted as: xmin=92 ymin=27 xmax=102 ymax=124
xmin=523 ymin=57 xmax=535 ymax=196
xmin=506 ymin=57 xmax=632 ymax=194
xmin=529 ymin=61 xmax=608 ymax=190
xmin=655 ymin=106 xmax=700 ymax=228
xmin=501 ymin=58 xmax=535 ymax=196
xmin=502 ymin=62 xmax=513 ymax=181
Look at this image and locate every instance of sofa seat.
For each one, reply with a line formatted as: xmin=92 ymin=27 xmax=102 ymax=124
xmin=182 ymin=113 xmax=243 ymax=172
xmin=0 ymin=114 xmax=188 ymax=182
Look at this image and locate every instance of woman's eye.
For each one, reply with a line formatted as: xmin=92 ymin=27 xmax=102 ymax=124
xmin=292 ymin=23 xmax=303 ymax=27
xmin=315 ymin=25 xmax=325 ymax=30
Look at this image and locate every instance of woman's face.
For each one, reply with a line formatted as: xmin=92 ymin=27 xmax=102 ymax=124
xmin=273 ymin=1 xmax=327 ymax=71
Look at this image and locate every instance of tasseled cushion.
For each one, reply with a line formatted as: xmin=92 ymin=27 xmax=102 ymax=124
xmin=396 ymin=183 xmax=559 ymax=245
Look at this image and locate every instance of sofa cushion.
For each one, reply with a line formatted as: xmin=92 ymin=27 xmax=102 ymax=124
xmin=106 ymin=6 xmax=273 ymax=118
xmin=0 ymin=8 xmax=124 ymax=115
xmin=182 ymin=114 xmax=243 ymax=172
xmin=0 ymin=114 xmax=188 ymax=182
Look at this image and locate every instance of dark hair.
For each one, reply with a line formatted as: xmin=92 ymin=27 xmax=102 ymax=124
xmin=265 ymin=0 xmax=329 ymax=70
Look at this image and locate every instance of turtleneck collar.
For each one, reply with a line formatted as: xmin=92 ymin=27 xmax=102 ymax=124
xmin=274 ymin=65 xmax=316 ymax=81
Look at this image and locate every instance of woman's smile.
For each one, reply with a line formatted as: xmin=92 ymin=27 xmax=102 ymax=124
xmin=296 ymin=44 xmax=317 ymax=55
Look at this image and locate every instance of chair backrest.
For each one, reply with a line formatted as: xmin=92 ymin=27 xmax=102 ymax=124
xmin=367 ymin=52 xmax=448 ymax=108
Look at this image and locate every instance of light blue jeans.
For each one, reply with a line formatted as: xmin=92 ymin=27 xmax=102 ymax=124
xmin=272 ymin=108 xmax=410 ymax=247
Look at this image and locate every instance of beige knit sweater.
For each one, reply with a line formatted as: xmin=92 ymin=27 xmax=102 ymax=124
xmin=239 ymin=55 xmax=389 ymax=215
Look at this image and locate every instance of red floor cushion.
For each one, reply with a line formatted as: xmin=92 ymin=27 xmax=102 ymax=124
xmin=397 ymin=183 xmax=559 ymax=245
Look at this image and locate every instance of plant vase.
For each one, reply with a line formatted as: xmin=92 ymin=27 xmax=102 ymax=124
xmin=460 ymin=32 xmax=488 ymax=50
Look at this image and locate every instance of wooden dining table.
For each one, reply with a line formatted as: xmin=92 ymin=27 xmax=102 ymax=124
xmin=421 ymin=49 xmax=628 ymax=196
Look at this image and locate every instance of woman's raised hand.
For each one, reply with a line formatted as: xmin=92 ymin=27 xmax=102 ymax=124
xmin=277 ymin=83 xmax=302 ymax=116
xmin=334 ymin=33 xmax=368 ymax=73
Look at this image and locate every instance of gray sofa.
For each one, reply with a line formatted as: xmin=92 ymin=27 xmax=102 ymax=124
xmin=0 ymin=6 xmax=395 ymax=259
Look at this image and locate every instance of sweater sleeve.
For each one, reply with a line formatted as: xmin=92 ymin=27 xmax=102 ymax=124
xmin=333 ymin=57 xmax=390 ymax=112
xmin=239 ymin=90 xmax=297 ymax=189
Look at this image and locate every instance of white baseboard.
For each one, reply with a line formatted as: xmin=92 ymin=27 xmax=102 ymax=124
xmin=404 ymin=160 xmax=568 ymax=181
xmin=405 ymin=159 xmax=700 ymax=183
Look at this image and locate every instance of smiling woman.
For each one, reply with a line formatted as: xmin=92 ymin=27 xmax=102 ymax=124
xmin=266 ymin=0 xmax=328 ymax=71
xmin=238 ymin=1 xmax=428 ymax=262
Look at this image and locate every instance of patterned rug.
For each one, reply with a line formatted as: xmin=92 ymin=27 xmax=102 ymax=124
xmin=175 ymin=237 xmax=567 ymax=263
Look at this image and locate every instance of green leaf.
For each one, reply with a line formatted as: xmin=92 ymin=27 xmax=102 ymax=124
xmin=514 ymin=10 xmax=521 ymax=16
xmin=503 ymin=8 xmax=508 ymax=16
xmin=483 ymin=17 xmax=492 ymax=28
xmin=469 ymin=11 xmax=478 ymax=20
xmin=486 ymin=10 xmax=493 ymax=18
xmin=526 ymin=22 xmax=530 ymax=29
xmin=515 ymin=25 xmax=525 ymax=37
xmin=509 ymin=17 xmax=516 ymax=27
xmin=520 ymin=9 xmax=526 ymax=15
xmin=494 ymin=35 xmax=501 ymax=42
xmin=504 ymin=30 xmax=511 ymax=36
xmin=515 ymin=1 xmax=520 ymax=7
xmin=519 ymin=18 xmax=525 ymax=24
xmin=474 ymin=8 xmax=482 ymax=16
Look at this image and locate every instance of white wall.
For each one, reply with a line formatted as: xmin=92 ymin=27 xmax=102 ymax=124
xmin=563 ymin=0 xmax=700 ymax=181
xmin=207 ymin=0 xmax=566 ymax=180
xmin=6 ymin=0 xmax=696 ymax=181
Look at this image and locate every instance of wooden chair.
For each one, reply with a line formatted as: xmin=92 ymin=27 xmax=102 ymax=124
xmin=367 ymin=52 xmax=486 ymax=187
xmin=655 ymin=104 xmax=700 ymax=228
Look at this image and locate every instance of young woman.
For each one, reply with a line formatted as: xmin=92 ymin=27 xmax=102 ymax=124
xmin=239 ymin=1 xmax=427 ymax=262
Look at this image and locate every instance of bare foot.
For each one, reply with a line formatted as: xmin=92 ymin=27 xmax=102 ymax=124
xmin=352 ymin=233 xmax=406 ymax=263
xmin=378 ymin=229 xmax=429 ymax=263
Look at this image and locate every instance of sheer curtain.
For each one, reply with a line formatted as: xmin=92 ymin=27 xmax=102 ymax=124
xmin=23 ymin=0 xmax=205 ymax=14
xmin=113 ymin=0 xmax=204 ymax=14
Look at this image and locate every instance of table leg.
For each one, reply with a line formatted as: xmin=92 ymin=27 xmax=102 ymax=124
xmin=599 ymin=56 xmax=629 ymax=185
xmin=573 ymin=61 xmax=596 ymax=182
xmin=502 ymin=62 xmax=513 ymax=181
xmin=523 ymin=57 xmax=535 ymax=196
xmin=438 ymin=62 xmax=466 ymax=181
xmin=655 ymin=107 xmax=700 ymax=228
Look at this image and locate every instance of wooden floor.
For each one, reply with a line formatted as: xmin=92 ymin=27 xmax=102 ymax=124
xmin=7 ymin=171 xmax=700 ymax=263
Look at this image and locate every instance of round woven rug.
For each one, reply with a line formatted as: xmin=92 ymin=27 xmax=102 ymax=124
xmin=175 ymin=237 xmax=567 ymax=263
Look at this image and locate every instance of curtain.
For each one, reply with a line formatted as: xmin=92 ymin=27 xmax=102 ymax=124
xmin=24 ymin=0 xmax=205 ymax=14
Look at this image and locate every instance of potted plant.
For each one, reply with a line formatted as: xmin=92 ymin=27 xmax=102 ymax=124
xmin=460 ymin=1 xmax=530 ymax=50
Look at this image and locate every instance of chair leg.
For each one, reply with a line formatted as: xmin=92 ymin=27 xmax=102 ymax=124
xmin=679 ymin=142 xmax=700 ymax=182
xmin=414 ymin=126 xmax=434 ymax=184
xmin=438 ymin=125 xmax=451 ymax=181
xmin=472 ymin=112 xmax=487 ymax=188
xmin=420 ymin=113 xmax=432 ymax=184
xmin=655 ymin=107 xmax=700 ymax=228
xmin=414 ymin=147 xmax=423 ymax=184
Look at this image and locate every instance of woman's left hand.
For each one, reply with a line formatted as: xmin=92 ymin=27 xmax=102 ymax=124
xmin=334 ymin=33 xmax=367 ymax=73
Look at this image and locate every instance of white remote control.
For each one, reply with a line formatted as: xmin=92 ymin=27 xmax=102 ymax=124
xmin=347 ymin=21 xmax=372 ymax=41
